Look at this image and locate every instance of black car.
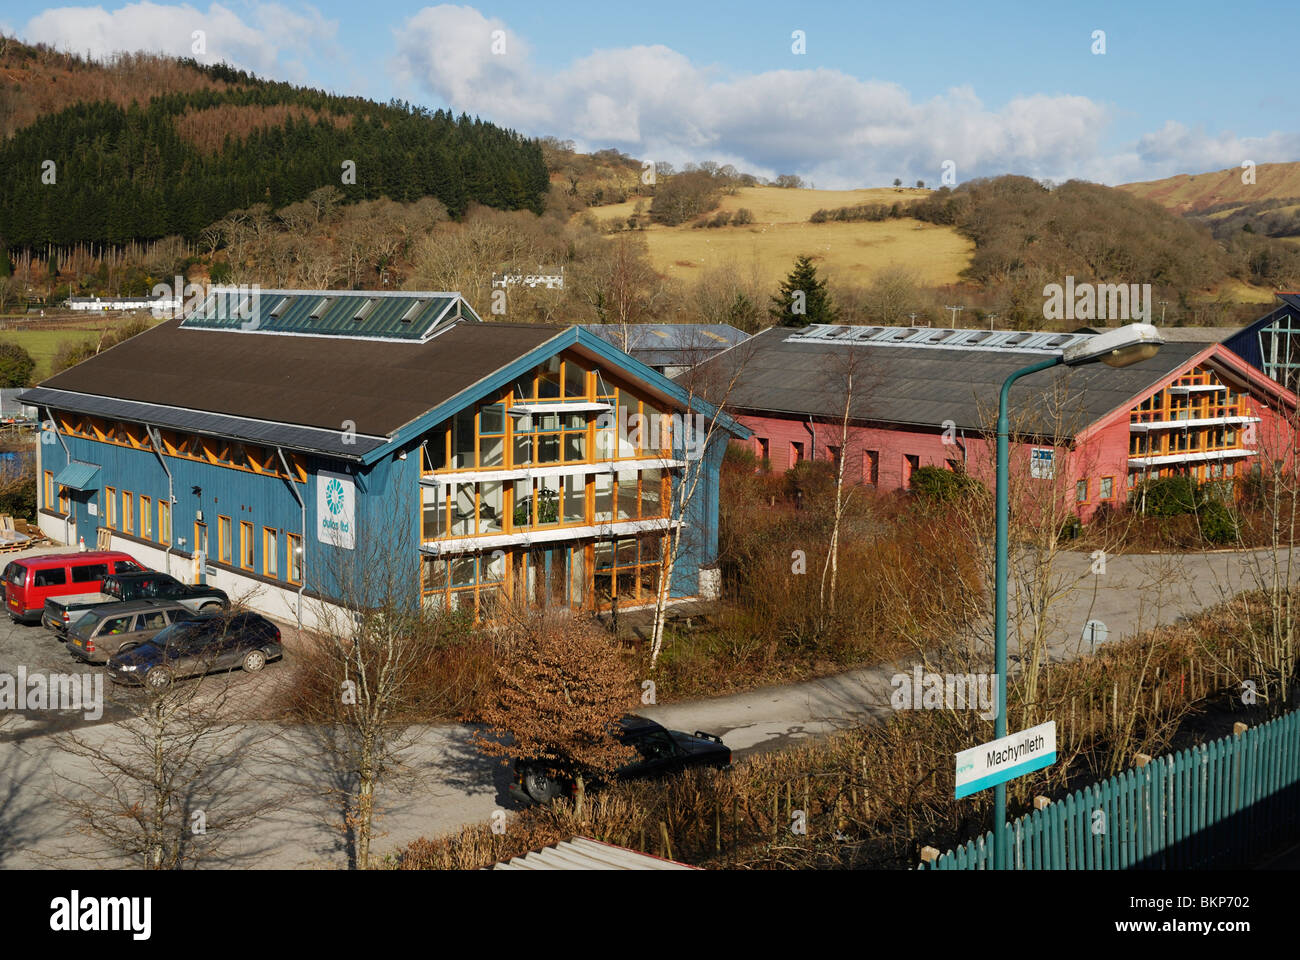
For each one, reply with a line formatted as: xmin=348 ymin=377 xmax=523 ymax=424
xmin=105 ymin=611 xmax=283 ymax=690
xmin=509 ymin=715 xmax=731 ymax=805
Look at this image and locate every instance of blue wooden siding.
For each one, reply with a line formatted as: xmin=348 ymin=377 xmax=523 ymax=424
xmin=40 ymin=431 xmax=421 ymax=605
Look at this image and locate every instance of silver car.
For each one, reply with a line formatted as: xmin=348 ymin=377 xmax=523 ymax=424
xmin=64 ymin=599 xmax=198 ymax=665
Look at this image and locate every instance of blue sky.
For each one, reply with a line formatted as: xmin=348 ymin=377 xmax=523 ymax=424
xmin=4 ymin=0 xmax=1298 ymax=187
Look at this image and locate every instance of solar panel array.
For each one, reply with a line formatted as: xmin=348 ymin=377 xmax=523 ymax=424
xmin=784 ymin=324 xmax=1093 ymax=354
xmin=180 ymin=288 xmax=482 ymax=341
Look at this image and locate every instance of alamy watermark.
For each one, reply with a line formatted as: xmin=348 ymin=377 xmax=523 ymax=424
xmin=0 ymin=666 xmax=103 ymax=721
xmin=1043 ymin=276 xmax=1151 ymax=323
xmin=890 ymin=666 xmax=998 ymax=719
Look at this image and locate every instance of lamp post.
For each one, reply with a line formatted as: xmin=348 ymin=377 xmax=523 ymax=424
xmin=991 ymin=323 xmax=1163 ymax=870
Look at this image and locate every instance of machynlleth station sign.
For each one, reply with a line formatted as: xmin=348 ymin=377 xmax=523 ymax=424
xmin=955 ymin=720 xmax=1056 ymax=798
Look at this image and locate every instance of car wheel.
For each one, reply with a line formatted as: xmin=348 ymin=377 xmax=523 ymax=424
xmin=117 ymin=642 xmax=138 ymax=655
xmin=145 ymin=667 xmax=173 ymax=691
xmin=242 ymin=649 xmax=266 ymax=673
xmin=524 ymin=768 xmax=559 ymax=804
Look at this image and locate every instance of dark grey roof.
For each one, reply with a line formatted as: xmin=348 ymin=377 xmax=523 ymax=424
xmin=23 ymin=318 xmax=565 ymax=455
xmin=22 ymin=386 xmax=389 ymax=459
xmin=581 ymin=324 xmax=748 ymax=366
xmin=707 ymin=325 xmax=1211 ymax=439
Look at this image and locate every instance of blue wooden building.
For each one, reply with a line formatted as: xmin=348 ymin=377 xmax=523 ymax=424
xmin=22 ymin=289 xmax=745 ymax=629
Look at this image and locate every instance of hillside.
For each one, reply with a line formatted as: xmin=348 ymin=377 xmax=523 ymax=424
xmin=1120 ymin=161 xmax=1300 ymax=215
xmin=574 ymin=185 xmax=973 ymax=289
xmin=0 ymin=39 xmax=548 ymax=248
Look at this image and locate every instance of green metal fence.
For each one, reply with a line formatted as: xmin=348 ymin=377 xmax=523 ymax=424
xmin=922 ymin=709 xmax=1300 ymax=869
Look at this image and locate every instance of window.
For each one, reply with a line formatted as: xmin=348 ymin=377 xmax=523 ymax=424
xmin=864 ymin=451 xmax=879 ymax=485
xmin=422 ymin=551 xmax=505 ymax=616
xmin=105 ymin=487 xmax=117 ymax=529
xmin=264 ymin=527 xmax=278 ymax=578
xmin=478 ymin=404 xmax=506 ymax=468
xmin=756 ymin=437 xmax=769 ymax=466
xmin=594 ymin=536 xmax=663 ymax=609
xmin=219 ymin=516 xmax=232 ymax=565
xmin=70 ymin=563 xmax=108 ymax=583
xmin=287 ymin=533 xmax=302 ymax=584
xmin=240 ymin=521 xmax=254 ymax=570
xmin=828 ymin=446 xmax=842 ymax=475
xmin=195 ymin=522 xmax=208 ymax=559
xmin=43 ymin=471 xmax=53 ymax=511
xmin=1076 ymin=480 xmax=1088 ymax=503
xmin=904 ymin=454 xmax=920 ymax=487
xmin=791 ymin=441 xmax=805 ymax=466
xmin=100 ymin=614 xmax=133 ymax=635
xmin=140 ymin=496 xmax=152 ymax=540
xmin=58 ymin=485 xmax=69 ymax=515
xmin=139 ymin=611 xmax=168 ymax=631
xmin=1100 ymin=477 xmax=1114 ymax=500
xmin=122 ymin=493 xmax=134 ymax=535
xmin=34 ymin=567 xmax=67 ymax=587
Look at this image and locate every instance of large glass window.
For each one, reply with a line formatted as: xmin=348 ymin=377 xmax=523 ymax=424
xmin=594 ymin=474 xmax=614 ymax=522
xmin=479 ymin=404 xmax=505 ymax=467
xmin=563 ymin=476 xmax=587 ymax=524
xmin=617 ymin=470 xmax=638 ymax=520
xmin=452 ymin=483 xmax=475 ymax=536
xmin=480 ymin=481 xmax=504 ymax=534
xmin=423 ymin=552 xmax=506 ymax=617
xmin=594 ymin=536 xmax=664 ymax=609
xmin=422 ymin=486 xmax=445 ymax=540
xmin=453 ymin=408 xmax=475 ymax=468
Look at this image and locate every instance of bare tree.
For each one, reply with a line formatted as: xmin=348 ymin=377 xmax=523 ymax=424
xmin=297 ymin=481 xmax=470 ymax=869
xmin=52 ymin=645 xmax=275 ymax=868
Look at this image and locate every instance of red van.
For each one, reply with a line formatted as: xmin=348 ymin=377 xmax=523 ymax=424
xmin=3 ymin=551 xmax=146 ymax=624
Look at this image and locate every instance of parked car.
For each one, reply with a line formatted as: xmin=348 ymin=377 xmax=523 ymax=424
xmin=509 ymin=714 xmax=732 ymax=805
xmin=2 ymin=551 xmax=144 ymax=624
xmin=106 ymin=612 xmax=283 ymax=690
xmin=64 ymin=599 xmax=201 ymax=664
xmin=43 ymin=571 xmax=228 ymax=637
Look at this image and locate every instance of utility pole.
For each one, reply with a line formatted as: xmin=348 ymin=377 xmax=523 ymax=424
xmin=945 ymin=305 xmax=965 ymax=327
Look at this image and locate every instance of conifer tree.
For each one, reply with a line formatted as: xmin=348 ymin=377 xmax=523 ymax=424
xmin=770 ymin=254 xmax=838 ymax=328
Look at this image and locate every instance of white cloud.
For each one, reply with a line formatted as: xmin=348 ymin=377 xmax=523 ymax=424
xmin=22 ymin=1 xmax=338 ymax=80
xmin=390 ymin=4 xmax=1295 ymax=188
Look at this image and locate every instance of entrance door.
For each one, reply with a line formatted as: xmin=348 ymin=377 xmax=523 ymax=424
xmin=526 ymin=546 xmax=569 ymax=608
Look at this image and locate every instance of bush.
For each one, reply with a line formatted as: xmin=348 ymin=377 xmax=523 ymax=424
xmin=733 ymin=208 xmax=754 ymax=225
xmin=1130 ymin=475 xmax=1198 ymax=516
xmin=1197 ymin=499 xmax=1240 ymax=544
xmin=0 ymin=341 xmax=35 ymax=388
xmin=910 ymin=465 xmax=982 ymax=504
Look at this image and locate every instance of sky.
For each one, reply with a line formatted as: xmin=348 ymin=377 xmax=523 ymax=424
xmin=3 ymin=0 xmax=1298 ymax=188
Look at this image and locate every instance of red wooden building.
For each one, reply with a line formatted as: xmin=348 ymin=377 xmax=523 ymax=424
xmin=701 ymin=324 xmax=1298 ymax=519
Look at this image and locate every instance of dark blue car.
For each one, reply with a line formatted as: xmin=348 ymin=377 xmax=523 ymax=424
xmin=106 ymin=611 xmax=283 ymax=690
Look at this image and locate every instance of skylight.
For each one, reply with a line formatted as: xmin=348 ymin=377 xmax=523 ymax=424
xmin=308 ymin=297 xmax=333 ymax=320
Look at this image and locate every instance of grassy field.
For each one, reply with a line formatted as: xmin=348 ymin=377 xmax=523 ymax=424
xmin=0 ymin=312 xmax=158 ymax=379
xmin=580 ymin=185 xmax=972 ymax=289
xmin=1120 ymin=161 xmax=1300 ymax=214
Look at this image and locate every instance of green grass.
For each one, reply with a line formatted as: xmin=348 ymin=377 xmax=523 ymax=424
xmin=0 ymin=315 xmax=159 ymax=380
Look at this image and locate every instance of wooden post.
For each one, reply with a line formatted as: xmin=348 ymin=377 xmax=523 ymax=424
xmin=1033 ymin=795 xmax=1051 ymax=811
xmin=659 ymin=821 xmax=673 ymax=862
xmin=1233 ymin=722 xmax=1249 ymax=736
xmin=920 ymin=846 xmax=940 ymax=865
xmin=1134 ymin=753 xmax=1153 ymax=767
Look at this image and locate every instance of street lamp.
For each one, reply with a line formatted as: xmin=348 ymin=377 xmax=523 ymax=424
xmin=991 ymin=322 xmax=1162 ymax=869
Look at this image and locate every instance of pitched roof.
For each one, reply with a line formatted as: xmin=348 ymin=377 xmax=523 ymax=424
xmin=581 ymin=323 xmax=749 ymax=365
xmin=27 ymin=318 xmax=563 ymax=451
xmin=705 ymin=324 xmax=1212 ymax=439
xmin=179 ymin=288 xmax=479 ymax=341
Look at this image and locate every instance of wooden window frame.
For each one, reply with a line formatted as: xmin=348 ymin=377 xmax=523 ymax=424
xmin=240 ymin=521 xmax=255 ymax=571
xmin=1099 ymin=476 xmax=1115 ymax=501
xmin=286 ymin=533 xmax=302 ymax=584
xmin=263 ymin=527 xmax=278 ymax=579
xmin=105 ymin=486 xmax=117 ymax=530
xmin=122 ymin=492 xmax=134 ymax=535
xmin=139 ymin=496 xmax=153 ymax=540
xmin=43 ymin=471 xmax=53 ymax=511
xmin=1076 ymin=479 xmax=1089 ymax=504
xmin=219 ymin=515 xmax=232 ymax=565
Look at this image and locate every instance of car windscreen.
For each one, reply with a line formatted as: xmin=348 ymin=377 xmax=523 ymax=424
xmin=148 ymin=620 xmax=216 ymax=650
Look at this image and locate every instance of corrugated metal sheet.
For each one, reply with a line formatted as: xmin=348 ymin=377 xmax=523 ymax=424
xmin=707 ymin=325 xmax=1208 ymax=438
xmin=180 ymin=289 xmax=472 ymax=341
xmin=491 ymin=836 xmax=696 ymax=870
xmin=53 ymin=459 xmax=101 ymax=490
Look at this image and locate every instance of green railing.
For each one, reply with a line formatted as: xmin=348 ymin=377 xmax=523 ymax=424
xmin=922 ymin=709 xmax=1300 ymax=869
